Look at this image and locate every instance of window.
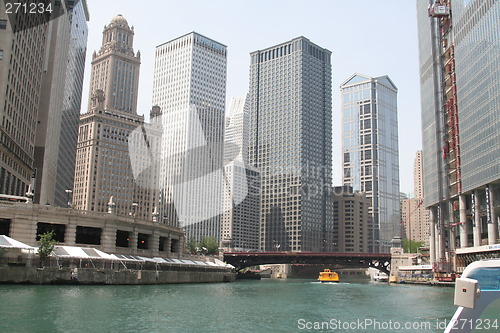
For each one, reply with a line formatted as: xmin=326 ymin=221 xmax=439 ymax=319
xmin=75 ymin=226 xmax=102 ymax=245
xmin=0 ymin=20 xmax=7 ymax=29
xmin=36 ymin=222 xmax=66 ymax=242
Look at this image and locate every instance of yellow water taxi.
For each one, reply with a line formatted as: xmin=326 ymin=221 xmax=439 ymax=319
xmin=318 ymin=269 xmax=339 ymax=283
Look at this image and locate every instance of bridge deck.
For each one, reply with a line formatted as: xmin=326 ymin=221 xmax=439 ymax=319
xmin=223 ymin=252 xmax=391 ymax=274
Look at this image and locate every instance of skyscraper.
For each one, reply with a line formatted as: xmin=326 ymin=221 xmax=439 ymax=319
xmin=54 ymin=1 xmax=90 ymax=207
xmin=152 ymin=32 xmax=227 ymax=242
xmin=224 ymin=96 xmax=249 ymax=163
xmin=73 ymin=15 xmax=157 ymax=220
xmin=0 ymin=1 xmax=51 ymax=196
xmin=401 ymin=151 xmax=430 ymax=244
xmin=248 ymin=37 xmax=333 ymax=252
xmin=340 ymin=73 xmax=400 ymax=253
xmin=221 ymin=96 xmax=260 ymax=251
xmin=417 ymin=0 xmax=499 ymax=272
xmin=33 ymin=0 xmax=90 ymax=206
xmin=87 ymin=14 xmax=140 ymax=115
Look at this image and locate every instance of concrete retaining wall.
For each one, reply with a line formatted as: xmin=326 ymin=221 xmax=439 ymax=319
xmin=0 ymin=266 xmax=236 ymax=284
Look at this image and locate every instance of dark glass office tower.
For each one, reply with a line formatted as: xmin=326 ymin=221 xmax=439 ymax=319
xmin=248 ymin=37 xmax=333 ymax=252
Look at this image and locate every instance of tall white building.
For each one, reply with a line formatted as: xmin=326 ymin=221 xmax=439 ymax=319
xmin=401 ymin=151 xmax=430 ymax=245
xmin=221 ymin=95 xmax=260 ymax=251
xmin=152 ymin=32 xmax=227 ymax=242
xmin=341 ymin=73 xmax=400 ymax=253
xmin=224 ymin=95 xmax=249 ymax=163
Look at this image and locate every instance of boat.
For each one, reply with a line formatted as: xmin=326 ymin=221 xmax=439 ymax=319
xmin=372 ymin=271 xmax=389 ymax=282
xmin=444 ymin=259 xmax=500 ymax=333
xmin=318 ymin=269 xmax=339 ymax=283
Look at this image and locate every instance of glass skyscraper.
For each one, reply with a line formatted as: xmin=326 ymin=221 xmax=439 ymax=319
xmin=248 ymin=37 xmax=333 ymax=252
xmin=54 ymin=0 xmax=90 ymax=207
xmin=416 ymin=0 xmax=499 ymax=273
xmin=340 ymin=74 xmax=400 ymax=253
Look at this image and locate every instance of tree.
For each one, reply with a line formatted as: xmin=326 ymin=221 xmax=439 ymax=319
xmin=403 ymin=238 xmax=424 ymax=253
xmin=186 ymin=239 xmax=198 ymax=254
xmin=38 ymin=231 xmax=57 ymax=260
xmin=200 ymin=236 xmax=219 ymax=255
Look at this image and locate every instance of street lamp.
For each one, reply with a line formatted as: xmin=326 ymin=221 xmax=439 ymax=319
xmin=65 ymin=189 xmax=73 ymax=208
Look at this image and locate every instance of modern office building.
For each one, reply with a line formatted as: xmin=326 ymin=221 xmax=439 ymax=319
xmin=0 ymin=2 xmax=50 ymax=196
xmin=340 ymin=73 xmax=400 ymax=253
xmin=73 ymin=15 xmax=158 ymax=220
xmin=221 ymin=96 xmax=260 ymax=251
xmin=401 ymin=151 xmax=430 ymax=244
xmin=34 ymin=1 xmax=90 ymax=206
xmin=248 ymin=37 xmax=333 ymax=252
xmin=221 ymin=160 xmax=260 ymax=251
xmin=54 ymin=1 xmax=90 ymax=207
xmin=224 ymin=95 xmax=249 ymax=163
xmin=332 ymin=186 xmax=370 ymax=253
xmin=417 ymin=0 xmax=499 ymax=275
xmin=152 ymin=32 xmax=227 ymax=242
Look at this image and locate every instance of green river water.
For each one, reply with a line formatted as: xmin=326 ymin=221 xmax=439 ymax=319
xmin=0 ymin=279 xmax=490 ymax=333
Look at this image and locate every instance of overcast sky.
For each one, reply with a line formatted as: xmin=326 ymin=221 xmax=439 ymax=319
xmin=81 ymin=0 xmax=423 ymax=196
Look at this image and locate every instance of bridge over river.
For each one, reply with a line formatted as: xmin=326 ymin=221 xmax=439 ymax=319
xmin=223 ymin=252 xmax=392 ymax=274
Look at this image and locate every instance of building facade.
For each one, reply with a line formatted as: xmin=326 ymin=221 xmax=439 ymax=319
xmin=221 ymin=96 xmax=260 ymax=251
xmin=416 ymin=0 xmax=499 ymax=274
xmin=332 ymin=186 xmax=370 ymax=253
xmin=401 ymin=151 xmax=430 ymax=244
xmin=152 ymin=32 xmax=227 ymax=242
xmin=224 ymin=95 xmax=249 ymax=163
xmin=0 ymin=1 xmax=50 ymax=196
xmin=248 ymin=37 xmax=333 ymax=252
xmin=73 ymin=15 xmax=158 ymax=221
xmin=87 ymin=14 xmax=140 ymax=115
xmin=340 ymin=73 xmax=400 ymax=253
xmin=221 ymin=160 xmax=260 ymax=251
xmin=0 ymin=202 xmax=184 ymax=258
xmin=34 ymin=1 xmax=90 ymax=206
xmin=54 ymin=1 xmax=90 ymax=207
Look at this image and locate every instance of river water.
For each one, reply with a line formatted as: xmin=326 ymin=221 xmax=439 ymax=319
xmin=0 ymin=279 xmax=463 ymax=332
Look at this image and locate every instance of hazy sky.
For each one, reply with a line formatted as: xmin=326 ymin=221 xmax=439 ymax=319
xmin=81 ymin=0 xmax=423 ymax=196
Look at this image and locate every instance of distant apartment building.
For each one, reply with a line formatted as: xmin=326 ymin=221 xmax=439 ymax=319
xmin=73 ymin=15 xmax=158 ymax=220
xmin=152 ymin=32 xmax=227 ymax=242
xmin=332 ymin=186 xmax=370 ymax=253
xmin=416 ymin=0 xmax=499 ymax=271
xmin=248 ymin=37 xmax=333 ymax=252
xmin=0 ymin=2 xmax=51 ymax=196
xmin=340 ymin=73 xmax=400 ymax=253
xmin=401 ymin=151 xmax=430 ymax=244
xmin=34 ymin=1 xmax=89 ymax=206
